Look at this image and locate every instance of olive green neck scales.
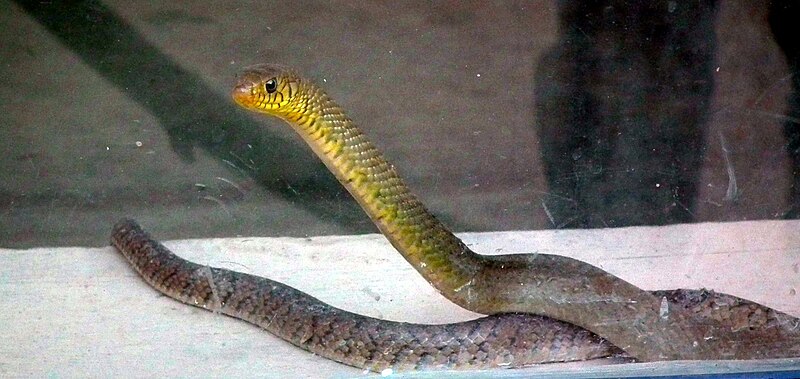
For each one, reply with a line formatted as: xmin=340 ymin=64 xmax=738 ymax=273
xmin=283 ymin=79 xmax=484 ymax=291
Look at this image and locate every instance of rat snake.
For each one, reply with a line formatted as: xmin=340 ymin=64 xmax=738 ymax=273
xmin=110 ymin=64 xmax=800 ymax=372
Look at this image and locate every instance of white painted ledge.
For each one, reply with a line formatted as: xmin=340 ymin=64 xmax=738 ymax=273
xmin=2 ymin=220 xmax=800 ymax=377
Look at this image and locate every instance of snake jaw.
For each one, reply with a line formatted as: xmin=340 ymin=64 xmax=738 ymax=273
xmin=231 ymin=82 xmax=256 ymax=109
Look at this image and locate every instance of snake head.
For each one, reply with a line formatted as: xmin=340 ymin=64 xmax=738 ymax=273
xmin=231 ymin=64 xmax=305 ymax=119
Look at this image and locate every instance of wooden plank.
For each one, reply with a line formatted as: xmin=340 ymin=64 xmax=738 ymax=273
xmin=1 ymin=220 xmax=799 ymax=377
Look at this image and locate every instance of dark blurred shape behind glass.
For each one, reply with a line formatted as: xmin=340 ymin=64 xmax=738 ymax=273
xmin=536 ymin=1 xmax=717 ymax=228
xmin=770 ymin=1 xmax=800 ymax=217
xmin=536 ymin=1 xmax=799 ymax=228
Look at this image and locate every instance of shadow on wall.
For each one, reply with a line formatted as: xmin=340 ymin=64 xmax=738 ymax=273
xmin=14 ymin=0 xmax=369 ymax=233
xmin=18 ymin=1 xmax=800 ymax=235
xmin=534 ymin=0 xmax=800 ymax=228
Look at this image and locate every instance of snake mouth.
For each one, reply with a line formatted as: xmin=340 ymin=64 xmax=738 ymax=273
xmin=231 ymin=82 xmax=254 ymax=108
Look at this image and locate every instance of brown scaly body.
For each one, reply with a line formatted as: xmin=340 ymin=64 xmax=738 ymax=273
xmin=111 ymin=218 xmax=622 ymax=372
xmin=110 ymin=216 xmax=800 ymax=372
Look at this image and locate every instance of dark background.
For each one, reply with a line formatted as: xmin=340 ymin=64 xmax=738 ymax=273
xmin=2 ymin=1 xmax=798 ymax=248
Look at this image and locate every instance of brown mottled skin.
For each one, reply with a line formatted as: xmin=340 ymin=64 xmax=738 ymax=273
xmin=111 ymin=218 xmax=622 ymax=371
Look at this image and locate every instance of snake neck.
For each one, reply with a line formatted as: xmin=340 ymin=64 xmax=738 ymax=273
xmin=280 ymin=83 xmax=484 ymax=294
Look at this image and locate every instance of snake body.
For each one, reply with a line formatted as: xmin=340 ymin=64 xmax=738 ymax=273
xmin=111 ymin=218 xmax=622 ymax=371
xmin=110 ymin=64 xmax=800 ymax=371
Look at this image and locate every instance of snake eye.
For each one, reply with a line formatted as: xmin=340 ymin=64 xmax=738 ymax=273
xmin=265 ymin=78 xmax=277 ymax=93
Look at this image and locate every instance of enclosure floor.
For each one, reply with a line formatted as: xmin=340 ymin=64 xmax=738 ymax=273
xmin=2 ymin=220 xmax=799 ymax=377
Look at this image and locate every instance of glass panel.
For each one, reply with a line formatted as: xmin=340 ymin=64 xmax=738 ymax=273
xmin=2 ymin=1 xmax=798 ymax=377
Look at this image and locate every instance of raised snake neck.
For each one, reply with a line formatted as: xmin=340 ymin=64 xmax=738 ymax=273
xmin=226 ymin=64 xmax=800 ymax=361
xmin=109 ymin=64 xmax=800 ymax=371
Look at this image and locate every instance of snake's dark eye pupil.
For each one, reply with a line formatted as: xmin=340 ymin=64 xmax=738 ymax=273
xmin=265 ymin=78 xmax=277 ymax=93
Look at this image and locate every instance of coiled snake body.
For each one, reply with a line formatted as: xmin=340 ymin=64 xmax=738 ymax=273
xmin=110 ymin=64 xmax=800 ymax=372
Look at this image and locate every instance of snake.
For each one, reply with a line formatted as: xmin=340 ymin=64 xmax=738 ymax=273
xmin=110 ymin=63 xmax=800 ymax=372
xmin=111 ymin=218 xmax=622 ymax=371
